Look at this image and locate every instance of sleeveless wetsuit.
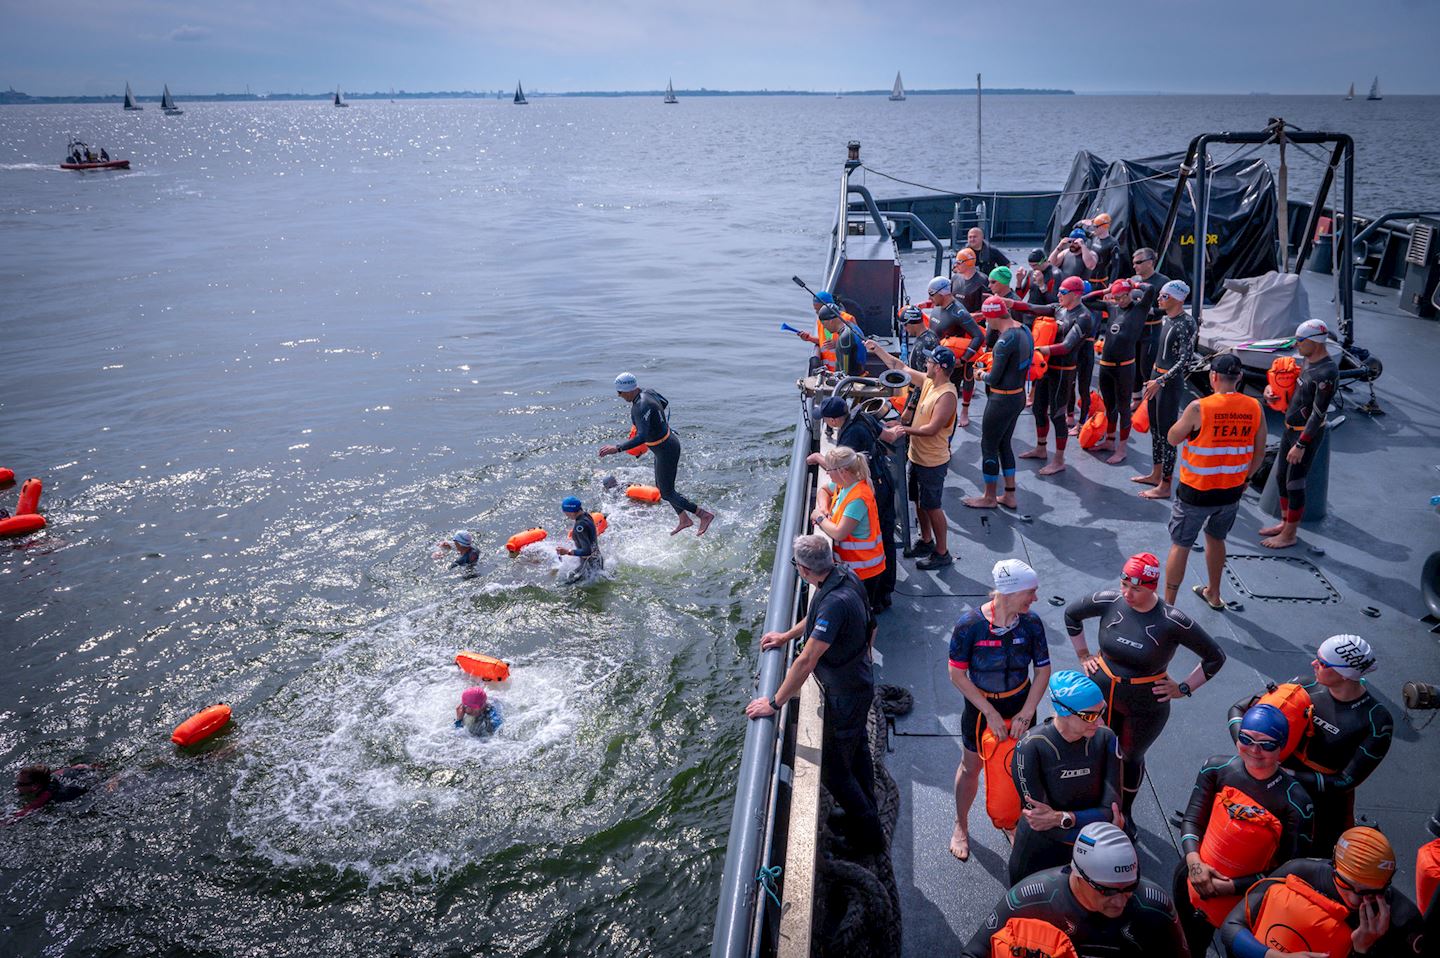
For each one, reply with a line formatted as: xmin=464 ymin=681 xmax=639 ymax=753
xmin=617 ymin=388 xmax=698 ymax=516
xmin=1147 ymin=311 xmax=1196 ymax=481
xmin=1273 ymin=354 xmax=1337 ymax=525
xmin=980 ymin=325 xmax=1033 ymax=486
xmin=1098 ymin=301 xmax=1147 ymax=439
xmin=1064 ymin=591 xmax=1225 ymax=817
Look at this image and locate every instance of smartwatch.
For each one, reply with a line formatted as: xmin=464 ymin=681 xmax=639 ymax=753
xmin=1178 ymin=681 xmax=1193 ymax=698
xmin=768 ymin=697 xmax=781 ymax=713
xmin=1060 ymin=811 xmax=1076 ymax=830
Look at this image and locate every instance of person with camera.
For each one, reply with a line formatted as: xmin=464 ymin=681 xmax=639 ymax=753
xmin=1051 ymin=227 xmax=1097 ymax=282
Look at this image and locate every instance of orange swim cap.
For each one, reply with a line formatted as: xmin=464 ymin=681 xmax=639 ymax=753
xmin=955 ymin=248 xmax=977 ymax=263
xmin=1333 ymin=826 xmax=1396 ymax=890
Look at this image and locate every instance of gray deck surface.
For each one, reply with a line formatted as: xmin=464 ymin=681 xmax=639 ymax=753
xmin=878 ymin=258 xmax=1440 ymax=956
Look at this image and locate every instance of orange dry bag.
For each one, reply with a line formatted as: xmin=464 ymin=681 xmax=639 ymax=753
xmin=988 ymin=917 xmax=1079 ymax=958
xmin=1417 ymin=839 xmax=1440 ymax=915
xmin=1131 ymin=398 xmax=1150 ymax=433
xmin=1028 ymin=350 xmax=1048 ymax=381
xmin=172 ymin=704 xmax=232 ymax=746
xmin=978 ymin=721 xmax=1022 ymax=831
xmin=1266 ymin=357 xmax=1301 ymax=412
xmin=625 ymin=425 xmax=647 ymax=457
xmin=0 ymin=467 xmax=14 ymax=484
xmin=456 ymin=651 xmax=510 ymax=681
xmin=626 ymin=485 xmax=662 ymax=503
xmin=1032 ymin=318 xmax=1058 ymax=349
xmin=1256 ymin=683 xmax=1313 ymax=761
xmin=1248 ymin=874 xmax=1353 ymax=958
xmin=1188 ymin=785 xmax=1284 ymax=926
xmin=505 ymin=528 xmax=547 ymax=552
xmin=1078 ymin=410 xmax=1109 ymax=450
xmin=591 ymin=512 xmax=608 ymax=535
xmin=0 ymin=514 xmax=46 ymax=538
xmin=16 ymin=477 xmax=42 ymax=516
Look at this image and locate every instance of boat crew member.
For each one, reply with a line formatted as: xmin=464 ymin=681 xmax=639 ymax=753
xmin=1007 ymin=671 xmax=1124 ymax=884
xmin=1132 ymin=280 xmax=1195 ymax=500
xmin=1164 ymin=354 xmax=1265 ymax=608
xmin=964 ymin=296 xmax=1031 ymax=509
xmin=1065 ymin=552 xmax=1226 ymax=821
xmin=810 ymin=397 xmax=897 ymax=609
xmin=1175 ymin=704 xmax=1315 ymax=956
xmin=1009 ymin=275 xmax=1091 ymax=476
xmin=817 ymin=304 xmax=866 ymax=377
xmin=1094 ymin=280 xmax=1149 ymax=464
xmin=99 ymin=148 xmax=109 ymax=162
xmin=1219 ymin=826 xmax=1424 ymax=958
xmin=811 ymin=446 xmax=889 ymax=612
xmin=1259 ymin=319 xmax=1338 ymax=549
xmin=947 ymin=559 xmax=1052 ymax=861
xmin=966 ymin=822 xmax=1190 ymax=958
xmin=554 ymin=496 xmax=601 ymax=577
xmin=1228 ymin=634 xmax=1393 ymax=851
xmin=746 ymin=535 xmax=884 ymax=853
xmin=923 ymin=276 xmax=983 ymax=428
xmin=454 ymin=687 xmax=502 ymax=737
xmin=1020 ymin=248 xmax=1058 ymax=307
xmin=1131 ymin=247 xmax=1170 ymax=401
xmin=963 ymin=226 xmax=1011 ymax=278
xmin=869 ymin=341 xmax=958 ymax=570
xmin=950 ymin=247 xmax=989 ymax=314
xmin=1050 ymin=227 xmax=1098 ymax=282
xmin=599 ymin=373 xmax=715 ymax=536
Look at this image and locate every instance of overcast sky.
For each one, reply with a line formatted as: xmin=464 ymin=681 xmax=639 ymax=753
xmin=5 ymin=0 xmax=1439 ymax=96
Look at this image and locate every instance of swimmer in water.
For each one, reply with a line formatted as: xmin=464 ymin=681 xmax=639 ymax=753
xmin=453 ymin=687 xmax=502 ymax=737
xmin=436 ymin=530 xmax=479 ymax=569
xmin=555 ymin=496 xmax=602 ymax=582
xmin=10 ymin=764 xmax=98 ymax=821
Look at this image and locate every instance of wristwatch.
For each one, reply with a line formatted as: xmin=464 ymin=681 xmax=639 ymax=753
xmin=1178 ymin=681 xmax=1193 ymax=698
xmin=1060 ymin=812 xmax=1076 ymax=830
xmin=768 ymin=697 xmax=781 ymax=713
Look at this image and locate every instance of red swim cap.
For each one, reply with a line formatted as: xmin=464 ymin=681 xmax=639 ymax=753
xmin=981 ymin=295 xmax=1008 ymax=319
xmin=1108 ymin=279 xmax=1134 ymax=298
xmin=1059 ymin=276 xmax=1086 ymax=295
xmin=1121 ymin=552 xmax=1160 ymax=586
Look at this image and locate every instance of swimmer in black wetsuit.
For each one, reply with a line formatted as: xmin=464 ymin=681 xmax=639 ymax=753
xmin=1065 ymin=552 xmax=1226 ymax=821
xmin=1008 ymin=671 xmax=1124 ymax=885
xmin=1259 ymin=318 xmax=1339 ymax=550
xmin=1130 ymin=248 xmax=1169 ymax=403
xmin=1020 ymin=248 xmax=1058 ymax=307
xmin=12 ymin=764 xmax=97 ymax=820
xmin=555 ymin=496 xmax=601 ymax=581
xmin=964 ymin=296 xmax=1032 ymax=509
xmin=950 ymin=247 xmax=989 ymax=314
xmin=600 ymin=372 xmax=714 ymax=536
xmin=1133 ymin=280 xmax=1195 ymax=500
xmin=924 ymin=276 xmax=984 ymax=428
xmin=439 ymin=530 xmax=479 ymax=569
xmin=1093 ymin=280 xmax=1147 ymax=465
xmin=1008 ymin=276 xmax=1090 ymax=477
xmin=966 ymin=822 xmax=1189 ymax=958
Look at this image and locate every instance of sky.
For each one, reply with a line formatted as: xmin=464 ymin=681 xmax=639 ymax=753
xmin=4 ymin=0 xmax=1439 ymax=97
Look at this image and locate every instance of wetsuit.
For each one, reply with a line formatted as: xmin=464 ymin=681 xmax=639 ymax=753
xmin=836 ymin=411 xmax=897 ymax=608
xmin=951 ymin=269 xmax=990 ymax=314
xmin=616 ymin=388 xmax=699 ymax=516
xmin=1229 ymin=677 xmax=1393 ymax=850
xmin=900 ymin=325 xmax=940 ymax=425
xmin=1012 ymin=300 xmax=1087 ymax=451
xmin=1098 ymin=300 xmax=1147 ymax=439
xmin=1068 ymin=302 xmax=1102 ymax=422
xmin=1133 ymin=270 xmax=1170 ymax=391
xmin=461 ymin=704 xmax=501 ymax=737
xmin=1008 ymin=719 xmax=1124 ymax=884
xmin=1064 ymin=591 xmax=1225 ymax=818
xmin=1057 ymin=246 xmax=1092 ymax=282
xmin=1219 ymin=858 xmax=1424 ymax=958
xmin=1089 ymin=235 xmax=1119 ymax=283
xmin=1022 ymin=264 xmax=1059 ymax=307
xmin=968 ymin=242 xmax=1011 ymax=278
xmin=929 ymin=299 xmax=984 ymax=411
xmin=450 ymin=548 xmax=479 ymax=569
xmin=948 ymin=604 xmax=1049 ymax=752
xmin=1273 ymin=353 xmax=1337 ymax=526
xmin=1146 ymin=311 xmax=1196 ymax=483
xmin=979 ymin=325 xmax=1033 ymax=488
xmin=962 ymin=866 xmax=1190 ymax=958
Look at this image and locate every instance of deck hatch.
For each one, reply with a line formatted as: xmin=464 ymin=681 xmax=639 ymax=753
xmin=1224 ymin=554 xmax=1340 ymax=603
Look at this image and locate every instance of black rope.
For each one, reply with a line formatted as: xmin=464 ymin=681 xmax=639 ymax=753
xmin=861 ymin=164 xmax=1184 ymax=200
xmin=1144 ymin=766 xmax=1186 ymax=860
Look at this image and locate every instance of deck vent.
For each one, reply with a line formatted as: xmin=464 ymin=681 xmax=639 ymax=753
xmin=1407 ymin=223 xmax=1434 ymax=266
xmin=1224 ymin=554 xmax=1340 ymax=603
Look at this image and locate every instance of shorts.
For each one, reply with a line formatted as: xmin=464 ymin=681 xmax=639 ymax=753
xmin=909 ymin=460 xmax=948 ymax=510
xmin=1168 ymin=496 xmax=1240 ymax=548
xmin=960 ymin=682 xmax=1030 ymax=752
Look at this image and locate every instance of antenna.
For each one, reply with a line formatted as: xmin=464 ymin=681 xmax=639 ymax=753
xmin=976 ymin=73 xmax=983 ymax=191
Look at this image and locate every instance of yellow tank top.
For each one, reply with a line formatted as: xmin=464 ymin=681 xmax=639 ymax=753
xmin=909 ymin=378 xmax=957 ymax=467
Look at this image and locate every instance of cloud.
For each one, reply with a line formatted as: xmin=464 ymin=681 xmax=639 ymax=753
xmin=168 ymin=24 xmax=211 ymax=42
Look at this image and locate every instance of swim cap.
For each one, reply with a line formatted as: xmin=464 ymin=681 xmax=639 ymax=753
xmin=993 ymin=558 xmax=1038 ymax=595
xmin=1239 ymin=703 xmax=1289 ymax=746
xmin=814 ymin=291 xmax=835 ymax=305
xmin=1108 ymin=279 xmax=1135 ymax=298
xmin=819 ymin=396 xmax=849 ymax=418
xmin=1296 ymin=318 xmax=1331 ymax=342
xmin=1028 ymin=248 xmax=1047 ymax=264
xmin=1049 ymin=670 xmax=1104 ymax=713
xmin=1058 ymin=276 xmax=1086 ymax=296
xmin=1159 ymin=279 xmax=1190 ymax=301
xmin=1093 ymin=212 xmax=1112 ymax=226
xmin=613 ymin=372 xmax=639 ymax=391
xmin=1334 ymin=826 xmax=1396 ymax=890
xmin=955 ymin=248 xmax=977 ymax=264
xmin=1317 ymin=634 xmax=1376 ymax=679
xmin=461 ymin=686 xmax=488 ymax=710
xmin=925 ymin=345 xmax=956 ymax=370
xmin=561 ymin=496 xmax=583 ymax=513
xmin=901 ymin=305 xmax=925 ymax=324
xmin=980 ymin=295 xmax=1008 ymax=320
xmin=988 ymin=266 xmax=1014 ymax=287
xmin=1072 ymin=822 xmax=1138 ymax=887
xmin=452 ymin=530 xmax=474 ymax=549
xmin=817 ymin=303 xmax=842 ymax=322
xmin=1069 ymin=228 xmax=1088 ymax=240
xmin=1121 ymin=552 xmax=1160 ymax=586
xmin=927 ymin=276 xmax=952 ymax=296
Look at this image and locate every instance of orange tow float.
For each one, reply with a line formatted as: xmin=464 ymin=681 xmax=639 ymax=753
xmin=505 ymin=528 xmax=547 ymax=552
xmin=626 ymin=485 xmax=662 ymax=503
xmin=172 ymin=704 xmax=232 ymax=746
xmin=456 ymin=651 xmax=510 ymax=682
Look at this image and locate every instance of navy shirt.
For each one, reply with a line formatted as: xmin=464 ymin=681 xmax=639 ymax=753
xmin=805 ymin=567 xmax=873 ymax=697
xmin=948 ymin=605 xmax=1050 ymax=694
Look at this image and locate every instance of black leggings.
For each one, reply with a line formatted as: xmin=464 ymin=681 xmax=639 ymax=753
xmin=650 ymin=435 xmax=699 ymax=515
xmin=873 ymin=477 xmax=897 ymax=604
xmin=1069 ymin=342 xmax=1096 ymax=420
xmin=1273 ymin=429 xmax=1318 ymax=524
xmin=1033 ymin=368 xmax=1075 ymax=450
xmin=1148 ymin=379 xmax=1184 ymax=480
xmin=1136 ymin=322 xmax=1162 ymax=389
xmin=981 ymin=391 xmax=1026 ymax=483
xmin=1095 ymin=672 xmax=1171 ymax=820
xmin=1008 ymin=819 xmax=1076 ymax=885
xmin=1099 ymin=363 xmax=1135 ymax=438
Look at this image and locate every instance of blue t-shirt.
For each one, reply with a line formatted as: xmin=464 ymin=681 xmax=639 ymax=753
xmin=947 ymin=605 xmax=1050 ymax=694
xmin=827 ymin=481 xmax=872 ymax=542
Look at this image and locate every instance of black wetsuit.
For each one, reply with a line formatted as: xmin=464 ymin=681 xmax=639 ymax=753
xmin=566 ymin=512 xmax=601 ymax=579
xmin=1008 ymin=719 xmax=1124 ymax=884
xmin=1089 ymin=235 xmax=1120 ymax=283
xmin=837 ymin=411 xmax=897 ymax=607
xmin=929 ymin=299 xmax=984 ymax=409
xmin=1133 ymin=270 xmax=1170 ymax=391
xmin=1146 ymin=311 xmax=1196 ymax=482
xmin=832 ymin=320 xmax=866 ymax=376
xmin=1229 ymin=676 xmax=1393 ymax=850
xmin=1098 ymin=300 xmax=1148 ymax=439
xmin=963 ymin=866 xmax=1190 ymax=958
xmin=1273 ymin=354 xmax=1337 ymax=525
xmin=1022 ymin=264 xmax=1059 ymax=307
xmin=980 ymin=325 xmax=1033 ymax=486
xmin=1015 ymin=300 xmax=1087 ymax=450
xmin=1219 ymin=858 xmax=1424 ymax=958
xmin=1064 ymin=591 xmax=1225 ymax=818
xmin=952 ymin=269 xmax=990 ymax=315
xmin=616 ymin=388 xmax=699 ymax=516
xmin=1068 ymin=301 xmax=1102 ymax=421
xmin=1057 ymin=246 xmax=1092 ymax=282
xmin=968 ymin=242 xmax=1011 ymax=278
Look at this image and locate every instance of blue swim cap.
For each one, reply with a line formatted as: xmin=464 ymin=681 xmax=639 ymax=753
xmin=814 ymin=291 xmax=835 ymax=305
xmin=1069 ymin=228 xmax=1087 ymax=239
xmin=452 ymin=530 xmax=474 ymax=549
xmin=561 ymin=496 xmax=583 ymax=513
xmin=1239 ymin=703 xmax=1289 ymax=745
xmin=1049 ymin=670 xmax=1104 ymax=713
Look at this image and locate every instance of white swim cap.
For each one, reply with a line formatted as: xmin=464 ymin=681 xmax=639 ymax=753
xmin=1295 ymin=319 xmax=1332 ymax=342
xmin=1072 ymin=822 xmax=1138 ymax=887
xmin=1159 ymin=279 xmax=1190 ymax=301
xmin=992 ymin=559 xmax=1039 ymax=595
xmin=613 ymin=372 xmax=639 ymax=391
xmin=1317 ymin=634 xmax=1376 ymax=679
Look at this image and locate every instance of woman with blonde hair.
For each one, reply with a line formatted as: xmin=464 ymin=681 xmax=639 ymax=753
xmin=812 ymin=445 xmax=887 ymax=609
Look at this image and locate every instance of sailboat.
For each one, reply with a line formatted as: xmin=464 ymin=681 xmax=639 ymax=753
xmin=664 ymin=78 xmax=678 ymax=104
xmin=889 ymin=71 xmax=906 ymax=101
xmin=161 ymin=84 xmax=183 ymax=115
xmin=123 ymin=82 xmax=143 ymax=111
xmin=1367 ymin=76 xmax=1382 ymax=101
xmin=1344 ymin=82 xmax=1355 ymax=101
xmin=513 ymin=81 xmax=528 ymax=105
xmin=333 ymin=86 xmax=348 ymax=107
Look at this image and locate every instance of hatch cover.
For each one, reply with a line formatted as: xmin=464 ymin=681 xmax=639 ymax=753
xmin=1224 ymin=554 xmax=1340 ymax=603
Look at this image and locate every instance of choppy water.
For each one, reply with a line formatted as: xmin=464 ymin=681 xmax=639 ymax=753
xmin=2 ymin=94 xmax=1437 ymax=957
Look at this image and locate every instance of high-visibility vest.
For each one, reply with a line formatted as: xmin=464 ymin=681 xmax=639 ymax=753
xmin=1177 ymin=392 xmax=1263 ymax=492
xmin=815 ymin=318 xmax=837 ymax=369
xmin=829 ymin=479 xmax=885 ymax=579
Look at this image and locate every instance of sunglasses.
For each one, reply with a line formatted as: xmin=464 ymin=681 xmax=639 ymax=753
xmin=1120 ymin=575 xmax=1155 ymax=588
xmin=1054 ymin=701 xmax=1104 ymax=724
xmin=1237 ymin=732 xmax=1282 ymax=752
xmin=1132 ymin=257 xmax=1152 ymax=264
xmin=1333 ymin=871 xmax=1388 ymax=897
xmin=1077 ymin=869 xmax=1139 ymax=898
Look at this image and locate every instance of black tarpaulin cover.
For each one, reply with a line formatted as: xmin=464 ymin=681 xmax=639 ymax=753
xmin=1044 ymin=150 xmax=1109 ymax=250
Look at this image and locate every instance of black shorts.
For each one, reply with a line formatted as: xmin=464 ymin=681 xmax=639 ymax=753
xmin=960 ymin=682 xmax=1030 ymax=752
xmin=909 ymin=460 xmax=948 ymax=510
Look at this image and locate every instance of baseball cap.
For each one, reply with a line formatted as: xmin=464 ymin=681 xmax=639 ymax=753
xmin=818 ymin=396 xmax=849 ymax=418
xmin=925 ymin=345 xmax=956 ymax=369
xmin=1210 ymin=353 xmax=1243 ymax=376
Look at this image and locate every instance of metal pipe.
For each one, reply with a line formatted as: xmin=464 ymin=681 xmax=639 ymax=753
xmin=1156 ymin=136 xmax=1201 ymax=261
xmin=1192 ymin=135 xmax=1211 ymax=325
xmin=848 ymin=184 xmax=893 ymax=240
xmin=1293 ymin=142 xmax=1344 ymax=274
xmin=1353 ymin=210 xmax=1440 ymax=246
xmin=875 ymin=209 xmax=945 ymax=277
xmin=976 ymin=73 xmax=982 ymax=191
xmin=1340 ymin=136 xmax=1355 ymax=348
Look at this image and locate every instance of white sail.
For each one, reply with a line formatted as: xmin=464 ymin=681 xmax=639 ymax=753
xmin=123 ymin=82 xmax=142 ymax=111
xmin=664 ymin=78 xmax=677 ymax=104
xmin=1345 ymin=82 xmax=1355 ymax=100
xmin=334 ymin=86 xmax=348 ymax=107
xmin=890 ymin=71 xmax=906 ymax=101
xmin=1367 ymin=77 xmax=1382 ymax=100
xmin=161 ymin=84 xmax=182 ymax=114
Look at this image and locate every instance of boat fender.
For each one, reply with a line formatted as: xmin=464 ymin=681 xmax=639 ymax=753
xmin=456 ymin=651 xmax=511 ymax=682
xmin=626 ymin=485 xmax=662 ymax=503
xmin=0 ymin=514 xmax=47 ymax=539
xmin=0 ymin=467 xmax=14 ymax=484
xmin=16 ymin=477 xmax=42 ymax=516
xmin=1187 ymin=784 xmax=1284 ymax=926
xmin=626 ymin=425 xmax=646 ymax=457
xmin=172 ymin=704 xmax=232 ymax=746
xmin=978 ymin=721 xmax=1021 ymax=831
xmin=505 ymin=528 xmax=546 ymax=552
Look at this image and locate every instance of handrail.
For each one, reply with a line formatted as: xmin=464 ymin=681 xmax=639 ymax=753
xmin=874 ymin=209 xmax=945 ymax=278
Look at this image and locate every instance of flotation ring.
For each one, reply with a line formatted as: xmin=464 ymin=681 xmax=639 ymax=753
xmin=1256 ymin=683 xmax=1313 ymax=761
xmin=16 ymin=477 xmax=42 ymax=516
xmin=0 ymin=514 xmax=46 ymax=539
xmin=626 ymin=485 xmax=662 ymax=503
xmin=1028 ymin=349 xmax=1048 ymax=381
xmin=1417 ymin=838 xmax=1440 ymax=915
xmin=1131 ymin=397 xmax=1150 ymax=433
xmin=988 ymin=917 xmax=1078 ymax=958
xmin=0 ymin=467 xmax=14 ymax=484
xmin=1267 ymin=356 xmax=1302 ymax=412
xmin=1247 ymin=874 xmax=1352 ymax=957
xmin=1188 ymin=784 xmax=1285 ymax=926
xmin=505 ymin=528 xmax=546 ymax=552
xmin=172 ymin=704 xmax=232 ymax=746
xmin=978 ymin=722 xmax=1021 ymax=830
xmin=1032 ymin=318 xmax=1058 ymax=349
xmin=1078 ymin=410 xmax=1109 ymax=450
xmin=456 ymin=650 xmax=510 ymax=682
xmin=625 ymin=425 xmax=646 ymax=457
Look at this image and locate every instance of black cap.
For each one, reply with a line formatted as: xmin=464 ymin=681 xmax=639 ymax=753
xmin=819 ymin=397 xmax=849 ymax=418
xmin=817 ymin=304 xmax=841 ymax=322
xmin=1211 ymin=353 xmax=1243 ymax=376
xmin=1027 ymin=248 xmax=1047 ymax=264
xmin=925 ymin=345 xmax=957 ymax=369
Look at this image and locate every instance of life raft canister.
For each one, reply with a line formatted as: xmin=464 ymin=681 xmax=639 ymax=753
xmin=978 ymin=721 xmax=1022 ymax=831
xmin=1257 ymin=683 xmax=1313 ymax=761
xmin=455 ymin=651 xmax=510 ymax=682
xmin=1247 ymin=873 xmax=1353 ymax=958
xmin=172 ymin=704 xmax=232 ymax=746
xmin=988 ymin=917 xmax=1079 ymax=958
xmin=505 ymin=528 xmax=547 ymax=552
xmin=625 ymin=425 xmax=646 ymax=457
xmin=626 ymin=485 xmax=662 ymax=503
xmin=1266 ymin=356 xmax=1302 ymax=412
xmin=16 ymin=477 xmax=42 ymax=516
xmin=1188 ymin=784 xmax=1285 ymax=927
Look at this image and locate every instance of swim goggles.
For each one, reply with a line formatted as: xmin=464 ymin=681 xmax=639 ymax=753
xmin=1237 ymin=732 xmax=1282 ymax=752
xmin=1076 ymin=868 xmax=1140 ymax=898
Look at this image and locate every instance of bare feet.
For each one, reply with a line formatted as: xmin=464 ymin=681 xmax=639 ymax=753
xmin=1261 ymin=533 xmax=1298 ymax=549
xmin=998 ymin=491 xmax=1018 ymax=509
xmin=696 ymin=509 xmax=716 ymax=536
xmin=1068 ymin=424 xmax=1081 ymax=437
xmin=963 ymin=495 xmax=999 ymax=509
xmin=1019 ymin=446 xmax=1048 ymax=460
xmin=959 ymin=408 xmax=971 ymax=428
xmin=1066 ymin=414 xmax=1077 ymax=429
xmin=1130 ymin=473 xmax=1160 ymax=486
xmin=1038 ymin=457 xmax=1067 ymax=476
xmin=949 ymin=823 xmax=971 ymax=861
xmin=1106 ymin=447 xmax=1127 ymax=465
xmin=1139 ymin=482 xmax=1171 ymax=500
xmin=671 ymin=513 xmax=695 ymax=536
xmin=1001 ymin=827 xmax=1016 ymax=847
xmin=1094 ymin=438 xmax=1114 ymax=452
xmin=1257 ymin=523 xmax=1284 ymax=537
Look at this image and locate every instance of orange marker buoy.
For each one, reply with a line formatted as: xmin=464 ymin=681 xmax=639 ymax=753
xmin=0 ymin=514 xmax=46 ymax=539
xmin=1028 ymin=350 xmax=1048 ymax=381
xmin=0 ymin=467 xmax=14 ymax=484
xmin=591 ymin=512 xmax=608 ymax=534
xmin=505 ymin=528 xmax=547 ymax=552
xmin=626 ymin=485 xmax=662 ymax=503
xmin=625 ymin=426 xmax=647 ymax=457
xmin=1131 ymin=398 xmax=1150 ymax=433
xmin=456 ymin=651 xmax=510 ymax=682
xmin=15 ymin=477 xmax=42 ymax=516
xmin=172 ymin=704 xmax=232 ymax=746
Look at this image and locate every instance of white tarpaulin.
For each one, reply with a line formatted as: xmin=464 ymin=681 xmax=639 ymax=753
xmin=1198 ymin=271 xmax=1312 ymax=351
